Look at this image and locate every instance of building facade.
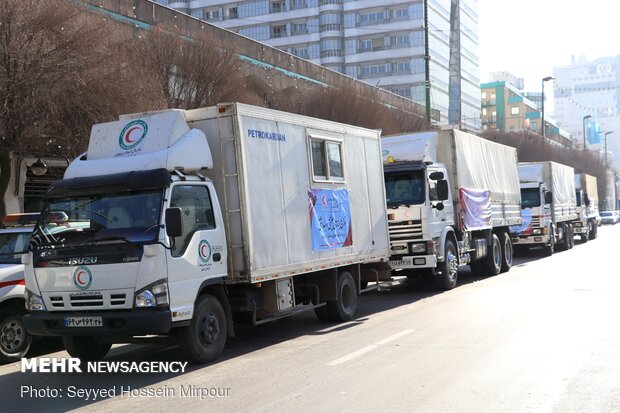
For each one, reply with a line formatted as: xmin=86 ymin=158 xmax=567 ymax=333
xmin=553 ymin=55 xmax=620 ymax=163
xmin=159 ymin=0 xmax=481 ymax=130
xmin=481 ymin=81 xmax=572 ymax=147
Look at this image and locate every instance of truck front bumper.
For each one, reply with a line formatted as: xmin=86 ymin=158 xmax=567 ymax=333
xmin=23 ymin=308 xmax=171 ymax=337
xmin=389 ymin=255 xmax=437 ymax=270
xmin=512 ymin=235 xmax=550 ymax=245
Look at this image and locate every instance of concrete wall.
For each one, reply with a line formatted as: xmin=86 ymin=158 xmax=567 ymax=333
xmin=79 ymin=0 xmax=432 ymax=119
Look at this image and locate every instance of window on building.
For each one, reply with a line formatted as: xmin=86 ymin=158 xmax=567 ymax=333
xmin=482 ymin=108 xmax=487 ymax=116
xmin=511 ymin=106 xmax=520 ymax=115
xmin=271 ymin=25 xmax=287 ymax=38
xmin=228 ymin=7 xmax=238 ymax=19
xmin=481 ymin=91 xmax=487 ymax=99
xmin=310 ymin=139 xmax=344 ymax=181
xmin=292 ymin=22 xmax=307 ymax=34
xmin=271 ymin=1 xmax=285 ymax=13
xmin=360 ymin=39 xmax=372 ymax=51
xmin=394 ymin=8 xmax=409 ymax=19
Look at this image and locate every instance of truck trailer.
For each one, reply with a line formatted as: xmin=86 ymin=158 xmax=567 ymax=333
xmin=23 ymin=103 xmax=389 ymax=363
xmin=512 ymin=161 xmax=578 ymax=255
xmin=381 ymin=129 xmax=522 ymax=290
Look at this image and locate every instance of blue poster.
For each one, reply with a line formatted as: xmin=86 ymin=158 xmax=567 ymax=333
xmin=308 ymin=189 xmax=352 ymax=251
xmin=509 ymin=208 xmax=532 ymax=234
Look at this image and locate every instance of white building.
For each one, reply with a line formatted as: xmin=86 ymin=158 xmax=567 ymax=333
xmin=554 ymin=55 xmax=620 ymax=164
xmin=159 ymin=0 xmax=481 ymax=130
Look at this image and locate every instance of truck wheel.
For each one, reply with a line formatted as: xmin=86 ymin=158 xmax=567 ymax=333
xmin=434 ymin=240 xmax=458 ymax=290
xmin=62 ymin=336 xmax=111 ymax=361
xmin=326 ymin=271 xmax=357 ymax=322
xmin=567 ymin=224 xmax=575 ymax=249
xmin=178 ymin=294 xmax=227 ymax=363
xmin=314 ymin=305 xmax=332 ymax=322
xmin=483 ymin=234 xmax=502 ymax=276
xmin=469 ymin=259 xmax=485 ymax=277
xmin=500 ymin=232 xmax=513 ymax=273
xmin=589 ymin=222 xmax=598 ymax=240
xmin=0 ymin=310 xmax=32 ymax=363
xmin=544 ymin=227 xmax=555 ymax=256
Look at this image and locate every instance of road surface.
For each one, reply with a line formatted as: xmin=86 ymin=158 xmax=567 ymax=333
xmin=2 ymin=225 xmax=620 ymax=412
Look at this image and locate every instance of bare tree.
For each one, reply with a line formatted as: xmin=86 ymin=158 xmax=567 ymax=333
xmin=133 ymin=27 xmax=250 ymax=110
xmin=0 ymin=0 xmax=161 ymax=215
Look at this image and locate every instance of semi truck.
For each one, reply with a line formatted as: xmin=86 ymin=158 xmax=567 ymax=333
xmin=573 ymin=173 xmax=600 ymax=242
xmin=511 ymin=161 xmax=578 ymax=256
xmin=23 ymin=103 xmax=389 ymax=363
xmin=380 ymin=129 xmax=522 ymax=290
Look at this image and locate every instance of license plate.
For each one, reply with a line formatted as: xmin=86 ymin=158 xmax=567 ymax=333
xmin=390 ymin=258 xmax=413 ymax=268
xmin=64 ymin=317 xmax=103 ymax=327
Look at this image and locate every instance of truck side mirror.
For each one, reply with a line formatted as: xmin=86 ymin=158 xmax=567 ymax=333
xmin=429 ymin=171 xmax=444 ymax=180
xmin=436 ymin=180 xmax=449 ymax=201
xmin=165 ymin=207 xmax=183 ymax=238
xmin=544 ymin=191 xmax=553 ymax=205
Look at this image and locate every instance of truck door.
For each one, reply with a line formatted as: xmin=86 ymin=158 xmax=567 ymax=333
xmin=165 ymin=183 xmax=227 ymax=320
xmin=427 ymin=167 xmax=453 ymax=234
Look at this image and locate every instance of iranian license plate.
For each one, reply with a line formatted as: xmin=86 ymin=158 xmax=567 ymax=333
xmin=390 ymin=258 xmax=413 ymax=269
xmin=64 ymin=317 xmax=103 ymax=327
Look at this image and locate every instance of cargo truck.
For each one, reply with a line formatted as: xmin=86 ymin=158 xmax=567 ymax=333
xmin=573 ymin=173 xmax=600 ymax=242
xmin=380 ymin=130 xmax=522 ymax=290
xmin=23 ymin=103 xmax=389 ymax=363
xmin=511 ymin=161 xmax=578 ymax=256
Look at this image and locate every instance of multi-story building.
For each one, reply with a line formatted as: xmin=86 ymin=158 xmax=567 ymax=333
xmin=554 ymin=55 xmax=620 ymax=163
xmin=480 ymin=81 xmax=572 ymax=147
xmin=159 ymin=0 xmax=481 ymax=130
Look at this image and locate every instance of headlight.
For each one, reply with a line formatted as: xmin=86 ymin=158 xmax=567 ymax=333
xmin=533 ymin=229 xmax=542 ymax=235
xmin=410 ymin=243 xmax=426 ymax=254
xmin=26 ymin=290 xmax=46 ymax=311
xmin=135 ymin=279 xmax=169 ymax=308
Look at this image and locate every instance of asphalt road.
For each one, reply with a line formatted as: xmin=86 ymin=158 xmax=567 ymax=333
xmin=2 ymin=224 xmax=620 ymax=412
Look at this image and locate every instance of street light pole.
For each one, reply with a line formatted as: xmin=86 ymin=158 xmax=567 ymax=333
xmin=583 ymin=115 xmax=592 ymax=150
xmin=541 ymin=76 xmax=554 ymax=139
xmin=605 ymin=131 xmax=614 ymax=166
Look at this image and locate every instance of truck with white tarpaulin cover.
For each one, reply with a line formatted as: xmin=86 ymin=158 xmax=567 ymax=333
xmin=573 ymin=173 xmax=600 ymax=241
xmin=511 ymin=161 xmax=578 ymax=255
xmin=23 ymin=103 xmax=389 ymax=363
xmin=381 ymin=129 xmax=522 ymax=289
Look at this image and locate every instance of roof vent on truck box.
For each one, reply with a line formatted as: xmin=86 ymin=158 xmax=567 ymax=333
xmin=382 ymin=132 xmax=438 ymax=164
xmin=64 ymin=110 xmax=213 ymax=179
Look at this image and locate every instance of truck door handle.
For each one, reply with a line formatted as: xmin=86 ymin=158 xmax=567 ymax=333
xmin=213 ymin=253 xmax=221 ymax=262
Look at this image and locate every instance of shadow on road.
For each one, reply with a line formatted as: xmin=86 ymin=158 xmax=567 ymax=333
xmin=0 ymin=251 xmax=549 ymax=411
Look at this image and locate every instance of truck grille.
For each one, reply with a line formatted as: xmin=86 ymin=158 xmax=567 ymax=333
xmin=44 ymin=290 xmax=132 ymax=310
xmin=531 ymin=216 xmax=541 ymax=228
xmin=388 ymin=220 xmax=423 ymax=242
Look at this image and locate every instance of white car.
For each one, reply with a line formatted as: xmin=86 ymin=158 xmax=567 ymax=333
xmin=0 ymin=213 xmax=38 ymax=362
xmin=600 ymin=211 xmax=620 ymax=225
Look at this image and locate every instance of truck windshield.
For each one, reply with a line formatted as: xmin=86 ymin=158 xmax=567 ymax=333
xmin=0 ymin=232 xmax=31 ymax=264
xmin=521 ymin=188 xmax=541 ymax=208
xmin=30 ymin=190 xmax=163 ymax=250
xmin=385 ymin=170 xmax=425 ymax=207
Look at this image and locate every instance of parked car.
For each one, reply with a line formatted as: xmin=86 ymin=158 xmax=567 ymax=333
xmin=0 ymin=213 xmax=38 ymax=362
xmin=600 ymin=211 xmax=620 ymax=225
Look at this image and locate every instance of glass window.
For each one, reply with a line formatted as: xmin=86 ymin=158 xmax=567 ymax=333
xmin=385 ymin=170 xmax=425 ymax=207
xmin=0 ymin=232 xmax=31 ymax=264
xmin=311 ymin=139 xmax=344 ymax=181
xmin=511 ymin=106 xmax=520 ymax=115
xmin=170 ymin=185 xmax=216 ymax=257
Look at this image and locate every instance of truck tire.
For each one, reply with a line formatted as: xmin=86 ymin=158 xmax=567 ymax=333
xmin=434 ymin=240 xmax=458 ymax=290
xmin=557 ymin=224 xmax=569 ymax=251
xmin=62 ymin=336 xmax=111 ymax=361
xmin=589 ymin=222 xmax=598 ymax=240
xmin=483 ymin=234 xmax=502 ymax=276
xmin=469 ymin=260 xmax=485 ymax=277
xmin=314 ymin=304 xmax=332 ymax=322
xmin=325 ymin=271 xmax=357 ymax=322
xmin=0 ymin=310 xmax=32 ymax=363
xmin=500 ymin=232 xmax=513 ymax=273
xmin=567 ymin=224 xmax=575 ymax=249
xmin=178 ymin=294 xmax=227 ymax=363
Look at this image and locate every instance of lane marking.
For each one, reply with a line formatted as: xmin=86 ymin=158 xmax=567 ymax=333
xmin=327 ymin=345 xmax=378 ymax=366
xmin=326 ymin=329 xmax=414 ymax=366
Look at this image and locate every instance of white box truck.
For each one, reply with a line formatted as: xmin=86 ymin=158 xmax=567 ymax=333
xmin=511 ymin=161 xmax=578 ymax=255
xmin=380 ymin=129 xmax=522 ymax=290
xmin=23 ymin=103 xmax=389 ymax=363
xmin=573 ymin=173 xmax=600 ymax=241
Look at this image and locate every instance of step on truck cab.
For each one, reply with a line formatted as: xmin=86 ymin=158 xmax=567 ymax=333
xmin=573 ymin=173 xmax=600 ymax=241
xmin=511 ymin=161 xmax=578 ymax=256
xmin=23 ymin=103 xmax=389 ymax=363
xmin=381 ymin=129 xmax=522 ymax=290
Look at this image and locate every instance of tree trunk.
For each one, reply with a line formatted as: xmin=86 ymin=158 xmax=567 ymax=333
xmin=0 ymin=151 xmax=12 ymax=217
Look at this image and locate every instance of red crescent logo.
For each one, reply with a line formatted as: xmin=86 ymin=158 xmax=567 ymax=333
xmin=200 ymin=244 xmax=208 ymax=258
xmin=124 ymin=126 xmax=142 ymax=143
xmin=76 ymin=271 xmax=87 ymax=285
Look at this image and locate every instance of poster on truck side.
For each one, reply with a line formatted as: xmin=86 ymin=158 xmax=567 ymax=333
xmin=308 ymin=189 xmax=352 ymax=251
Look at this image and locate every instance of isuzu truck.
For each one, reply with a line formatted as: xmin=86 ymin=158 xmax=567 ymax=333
xmin=573 ymin=173 xmax=600 ymax=242
xmin=23 ymin=103 xmax=389 ymax=363
xmin=511 ymin=161 xmax=578 ymax=255
xmin=381 ymin=129 xmax=522 ymax=290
